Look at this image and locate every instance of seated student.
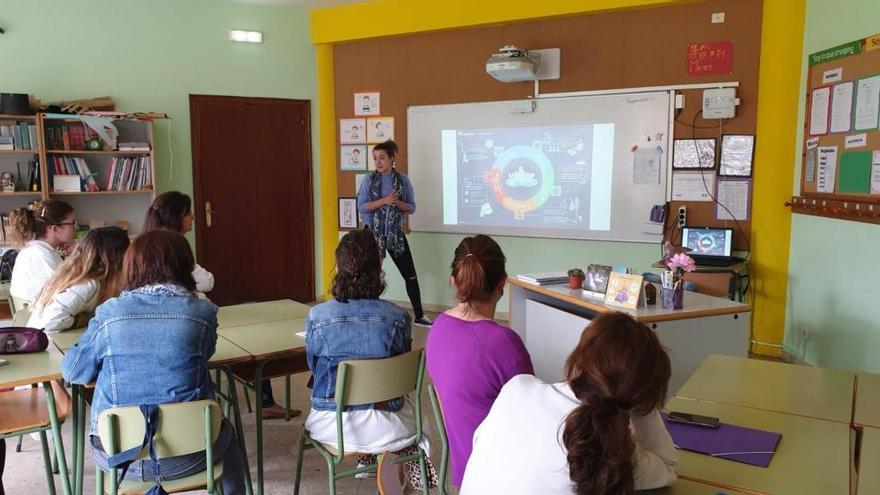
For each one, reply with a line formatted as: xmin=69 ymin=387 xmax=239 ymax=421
xmin=27 ymin=227 xmax=129 ymax=332
xmin=425 ymin=234 xmax=533 ymax=487
xmin=461 ymin=312 xmax=677 ymax=495
xmin=9 ymin=199 xmax=76 ymax=304
xmin=61 ymin=230 xmax=245 ymax=494
xmin=304 ymin=230 xmax=438 ymax=490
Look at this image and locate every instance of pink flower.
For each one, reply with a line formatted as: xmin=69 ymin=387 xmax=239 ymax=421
xmin=666 ymin=252 xmax=696 ymax=273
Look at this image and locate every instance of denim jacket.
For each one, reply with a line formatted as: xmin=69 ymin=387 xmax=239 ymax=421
xmin=305 ymin=298 xmax=411 ymax=412
xmin=61 ymin=284 xmax=218 ymax=433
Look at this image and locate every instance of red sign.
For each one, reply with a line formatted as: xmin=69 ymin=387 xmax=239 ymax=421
xmin=687 ymin=41 xmax=734 ymax=75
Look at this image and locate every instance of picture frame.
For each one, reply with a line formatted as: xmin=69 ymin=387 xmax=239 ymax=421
xmin=354 ymin=91 xmax=380 ymax=116
xmin=366 ymin=116 xmax=394 ymax=143
xmin=603 ymin=272 xmax=645 ymax=310
xmin=673 ymin=138 xmax=716 ymax=169
xmin=340 ymin=118 xmax=366 ymax=144
xmin=338 ymin=197 xmax=358 ymax=230
xmin=718 ymin=134 xmax=755 ymax=177
xmin=340 ymin=144 xmax=368 ymax=171
xmin=584 ymin=264 xmax=612 ymax=294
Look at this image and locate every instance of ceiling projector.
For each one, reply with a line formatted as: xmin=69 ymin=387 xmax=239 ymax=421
xmin=486 ymin=45 xmax=540 ymax=83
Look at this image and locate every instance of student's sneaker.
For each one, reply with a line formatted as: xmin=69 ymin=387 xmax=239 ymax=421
xmin=354 ymin=455 xmax=378 ymax=479
xmin=413 ymin=316 xmax=433 ymax=327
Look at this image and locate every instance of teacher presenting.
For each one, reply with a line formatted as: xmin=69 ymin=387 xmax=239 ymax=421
xmin=357 ymin=139 xmax=431 ymax=326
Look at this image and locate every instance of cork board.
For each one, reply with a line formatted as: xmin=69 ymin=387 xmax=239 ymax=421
xmin=801 ymin=35 xmax=880 ymax=203
xmin=333 ymin=0 xmax=763 ymax=247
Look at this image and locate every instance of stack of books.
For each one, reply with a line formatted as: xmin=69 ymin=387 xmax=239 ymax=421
xmin=516 ymin=271 xmax=569 ymax=286
xmin=118 ymin=142 xmax=151 ymax=152
xmin=0 ymin=121 xmax=38 ymax=150
xmin=106 ymin=156 xmax=152 ymax=191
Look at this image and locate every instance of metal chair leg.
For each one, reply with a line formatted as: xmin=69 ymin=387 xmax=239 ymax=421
xmin=243 ymin=387 xmax=253 ymax=413
xmin=39 ymin=430 xmax=56 ymax=495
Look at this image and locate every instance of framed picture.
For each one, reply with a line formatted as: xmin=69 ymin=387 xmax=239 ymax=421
xmin=585 ymin=264 xmax=612 ymax=294
xmin=603 ymin=272 xmax=644 ymax=310
xmin=367 ymin=117 xmax=394 ymax=143
xmin=354 ymin=91 xmax=380 ymax=116
xmin=719 ymin=134 xmax=755 ymax=177
xmin=338 ymin=197 xmax=358 ymax=230
xmin=673 ymin=138 xmax=716 ymax=169
xmin=340 ymin=118 xmax=366 ymax=144
xmin=340 ymin=145 xmax=368 ymax=171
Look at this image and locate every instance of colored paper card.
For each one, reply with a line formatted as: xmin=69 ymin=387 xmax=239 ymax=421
xmin=672 ymin=171 xmax=716 ymax=201
xmin=817 ymin=146 xmax=838 ymax=193
xmin=809 ymin=39 xmax=862 ymax=66
xmin=839 ymin=151 xmax=872 ymax=194
xmin=871 ymin=151 xmax=880 ymax=194
xmin=822 ymin=67 xmax=843 ymax=84
xmin=854 ymin=75 xmax=880 ymax=131
xmin=340 ymin=145 xmax=368 ymax=171
xmin=354 ymin=91 xmax=380 ymax=116
xmin=366 ymin=116 xmax=394 ymax=143
xmin=604 ymin=272 xmax=643 ymax=310
xmin=845 ymin=134 xmax=867 ymax=148
xmin=867 ymin=34 xmax=880 ymax=52
xmin=716 ymin=179 xmax=750 ymax=221
xmin=807 ymin=137 xmax=820 ymax=149
xmin=830 ymin=81 xmax=854 ymax=133
xmin=662 ymin=413 xmax=782 ymax=468
xmin=687 ymin=41 xmax=733 ymax=76
xmin=340 ymin=118 xmax=366 ymax=144
xmin=809 ymin=87 xmax=831 ymax=136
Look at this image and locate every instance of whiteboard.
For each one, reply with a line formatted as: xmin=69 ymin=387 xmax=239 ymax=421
xmin=406 ymin=91 xmax=673 ymax=243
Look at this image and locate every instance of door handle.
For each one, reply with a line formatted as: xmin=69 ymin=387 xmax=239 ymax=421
xmin=206 ymin=201 xmax=219 ymax=227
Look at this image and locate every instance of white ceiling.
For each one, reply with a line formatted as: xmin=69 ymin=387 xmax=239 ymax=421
xmin=229 ymin=0 xmax=368 ymax=8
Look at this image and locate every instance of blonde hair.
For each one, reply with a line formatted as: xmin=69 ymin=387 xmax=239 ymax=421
xmin=36 ymin=227 xmax=130 ymax=309
xmin=8 ymin=199 xmax=74 ymax=247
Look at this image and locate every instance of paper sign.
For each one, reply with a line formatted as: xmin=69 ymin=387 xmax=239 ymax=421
xmin=604 ymin=272 xmax=644 ymax=310
xmin=354 ymin=92 xmax=380 ymax=116
xmin=809 ymin=40 xmax=862 ymax=65
xmin=340 ymin=118 xmax=366 ymax=144
xmin=855 ymin=76 xmax=880 ymax=131
xmin=823 ymin=67 xmax=843 ymax=84
xmin=716 ymin=179 xmax=750 ymax=221
xmin=366 ymin=117 xmax=394 ymax=143
xmin=633 ymin=148 xmax=661 ymax=185
xmin=817 ymin=146 xmax=838 ymax=193
xmin=867 ymin=34 xmax=880 ymax=52
xmin=830 ymin=82 xmax=854 ymax=133
xmin=340 ymin=145 xmax=368 ymax=171
xmin=672 ymin=171 xmax=716 ymax=201
xmin=807 ymin=137 xmax=820 ymax=149
xmin=687 ymin=41 xmax=733 ymax=76
xmin=845 ymin=134 xmax=867 ymax=148
xmin=805 ymin=149 xmax=818 ymax=182
xmin=871 ymin=151 xmax=880 ymax=194
xmin=810 ymin=87 xmax=831 ymax=135
xmin=839 ymin=152 xmax=872 ymax=193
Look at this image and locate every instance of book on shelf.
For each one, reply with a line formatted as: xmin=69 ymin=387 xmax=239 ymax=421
xmin=105 ymin=156 xmax=152 ymax=191
xmin=51 ymin=156 xmax=99 ymax=192
xmin=516 ymin=271 xmax=569 ymax=286
xmin=118 ymin=142 xmax=151 ymax=152
xmin=0 ymin=136 xmax=13 ymax=151
xmin=0 ymin=121 xmax=37 ymax=150
xmin=44 ymin=121 xmax=97 ymax=151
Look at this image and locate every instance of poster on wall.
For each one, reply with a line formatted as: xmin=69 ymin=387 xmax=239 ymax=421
xmin=338 ymin=197 xmax=358 ymax=229
xmin=354 ymin=92 xmax=381 ymax=116
xmin=687 ymin=41 xmax=733 ymax=76
xmin=340 ymin=145 xmax=368 ymax=171
xmin=340 ymin=118 xmax=366 ymax=144
xmin=367 ymin=117 xmax=394 ymax=143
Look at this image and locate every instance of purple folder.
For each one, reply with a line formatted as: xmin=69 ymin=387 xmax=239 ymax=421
xmin=662 ymin=413 xmax=782 ymax=468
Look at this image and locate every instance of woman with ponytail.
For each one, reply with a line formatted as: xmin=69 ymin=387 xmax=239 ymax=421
xmin=9 ymin=199 xmax=76 ymax=304
xmin=425 ymin=234 xmax=533 ymax=487
xmin=460 ymin=312 xmax=677 ymax=494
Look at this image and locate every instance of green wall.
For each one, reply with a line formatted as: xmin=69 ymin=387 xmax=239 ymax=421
xmin=785 ymin=0 xmax=880 ymax=370
xmin=0 ymin=0 xmax=322 ymax=290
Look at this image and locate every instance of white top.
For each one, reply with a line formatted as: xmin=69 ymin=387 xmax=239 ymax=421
xmin=193 ymin=263 xmax=214 ymax=293
xmin=27 ymin=279 xmax=100 ymax=332
xmin=10 ymin=240 xmax=64 ymax=303
xmin=304 ymin=396 xmax=430 ymax=455
xmin=460 ymin=374 xmax=677 ymax=494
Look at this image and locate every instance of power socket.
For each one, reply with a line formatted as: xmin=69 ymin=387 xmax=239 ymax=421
xmin=677 ymin=206 xmax=687 ymax=229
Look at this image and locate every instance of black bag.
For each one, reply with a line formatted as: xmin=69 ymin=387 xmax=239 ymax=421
xmin=0 ymin=249 xmax=17 ymax=282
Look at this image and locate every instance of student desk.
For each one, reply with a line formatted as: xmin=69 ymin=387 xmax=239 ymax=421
xmin=677 ymin=355 xmax=855 ymax=423
xmin=666 ymin=397 xmax=850 ymax=495
xmin=855 ymin=372 xmax=880 ymax=429
xmin=857 ymin=427 xmax=880 ymax=494
xmin=217 ymin=299 xmax=311 ymax=328
xmin=645 ymin=478 xmax=749 ymax=494
xmin=508 ymin=279 xmax=751 ymax=394
xmin=0 ymin=351 xmax=72 ymax=495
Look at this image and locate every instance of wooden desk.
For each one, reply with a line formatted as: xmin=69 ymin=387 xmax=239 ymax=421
xmin=667 ymin=397 xmax=850 ymax=495
xmin=217 ymin=299 xmax=311 ymax=329
xmin=643 ymin=478 xmax=749 ymax=494
xmin=857 ymin=427 xmax=880 ymax=494
xmin=855 ymin=373 xmax=880 ymax=429
xmin=49 ymin=328 xmax=85 ymax=353
xmin=508 ymin=279 xmax=751 ymax=393
xmin=677 ymin=355 xmax=855 ymax=423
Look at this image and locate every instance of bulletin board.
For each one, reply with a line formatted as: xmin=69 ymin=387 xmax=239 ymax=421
xmin=794 ymin=33 xmax=880 ymax=224
xmin=333 ymin=0 xmax=764 ymax=246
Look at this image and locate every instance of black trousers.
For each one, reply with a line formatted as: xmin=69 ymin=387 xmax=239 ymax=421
xmin=385 ymin=236 xmax=425 ymax=319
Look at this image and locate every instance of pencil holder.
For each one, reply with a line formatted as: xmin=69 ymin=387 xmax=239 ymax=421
xmin=661 ymin=287 xmax=684 ymax=310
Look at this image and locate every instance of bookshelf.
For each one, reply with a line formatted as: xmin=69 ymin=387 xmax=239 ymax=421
xmin=0 ymin=112 xmax=158 ymax=247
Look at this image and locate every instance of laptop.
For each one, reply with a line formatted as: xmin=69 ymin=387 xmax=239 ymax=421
xmin=680 ymin=227 xmax=743 ymax=267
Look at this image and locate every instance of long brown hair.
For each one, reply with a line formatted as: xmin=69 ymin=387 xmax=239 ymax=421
xmin=123 ymin=230 xmax=196 ymax=291
xmin=143 ymin=191 xmax=191 ymax=233
xmin=8 ymin=199 xmax=74 ymax=247
xmin=562 ymin=312 xmax=671 ymax=495
xmin=331 ymin=230 xmax=385 ymax=303
xmin=450 ymin=234 xmax=507 ymax=305
xmin=36 ymin=227 xmax=130 ymax=308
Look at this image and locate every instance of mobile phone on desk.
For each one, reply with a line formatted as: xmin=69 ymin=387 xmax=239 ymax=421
xmin=0 ymin=358 xmax=8 ymax=367
xmin=668 ymin=411 xmax=720 ymax=428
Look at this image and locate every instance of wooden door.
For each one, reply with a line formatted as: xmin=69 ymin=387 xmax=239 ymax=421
xmin=190 ymin=95 xmax=314 ymax=306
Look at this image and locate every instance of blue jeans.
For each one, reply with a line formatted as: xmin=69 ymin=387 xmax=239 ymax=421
xmin=92 ymin=420 xmax=245 ymax=495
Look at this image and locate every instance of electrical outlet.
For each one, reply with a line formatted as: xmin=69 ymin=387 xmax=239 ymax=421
xmin=677 ymin=206 xmax=687 ymax=229
xmin=711 ymin=12 xmax=725 ymax=23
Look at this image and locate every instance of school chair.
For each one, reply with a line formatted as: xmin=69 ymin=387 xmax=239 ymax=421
xmin=0 ymin=380 xmax=71 ymax=495
xmin=95 ymin=400 xmax=224 ymax=494
xmin=427 ymin=384 xmax=449 ymax=495
xmin=293 ymin=349 xmax=429 ymax=495
xmin=9 ymin=296 xmax=30 ymax=326
xmin=376 ymin=451 xmax=404 ymax=495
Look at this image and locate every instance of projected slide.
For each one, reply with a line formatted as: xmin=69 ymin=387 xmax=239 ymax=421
xmin=441 ymin=124 xmax=613 ymax=230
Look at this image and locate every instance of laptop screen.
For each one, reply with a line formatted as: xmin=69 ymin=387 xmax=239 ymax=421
xmin=680 ymin=227 xmax=733 ymax=257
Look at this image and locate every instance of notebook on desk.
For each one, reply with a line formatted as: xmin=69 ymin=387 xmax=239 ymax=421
xmin=680 ymin=227 xmax=743 ymax=267
xmin=662 ymin=413 xmax=781 ymax=468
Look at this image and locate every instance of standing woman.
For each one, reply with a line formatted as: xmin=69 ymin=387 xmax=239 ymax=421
xmin=9 ymin=199 xmax=76 ymax=304
xmin=357 ymin=140 xmax=431 ymax=326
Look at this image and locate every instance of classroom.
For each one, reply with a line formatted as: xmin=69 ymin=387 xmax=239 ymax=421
xmin=0 ymin=0 xmax=877 ymax=493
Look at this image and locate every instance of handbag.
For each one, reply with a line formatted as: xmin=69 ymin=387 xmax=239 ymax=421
xmin=0 ymin=327 xmax=49 ymax=354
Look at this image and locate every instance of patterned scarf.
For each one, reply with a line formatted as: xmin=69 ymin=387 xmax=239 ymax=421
xmin=369 ymin=169 xmax=406 ymax=257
